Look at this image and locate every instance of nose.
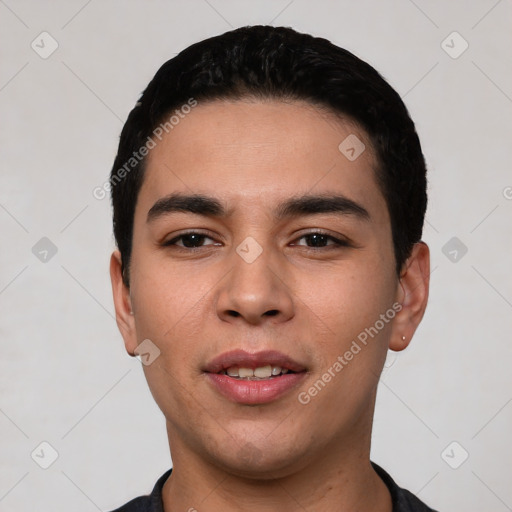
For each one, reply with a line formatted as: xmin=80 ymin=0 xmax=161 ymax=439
xmin=215 ymin=242 xmax=295 ymax=326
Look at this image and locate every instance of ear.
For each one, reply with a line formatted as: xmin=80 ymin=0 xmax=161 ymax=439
xmin=389 ymin=242 xmax=430 ymax=352
xmin=110 ymin=250 xmax=137 ymax=356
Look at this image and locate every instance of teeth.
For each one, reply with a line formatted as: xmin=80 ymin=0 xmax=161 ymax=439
xmin=271 ymin=365 xmax=282 ymax=376
xmin=254 ymin=365 xmax=272 ymax=378
xmin=238 ymin=367 xmax=254 ymax=378
xmin=223 ymin=365 xmax=287 ymax=379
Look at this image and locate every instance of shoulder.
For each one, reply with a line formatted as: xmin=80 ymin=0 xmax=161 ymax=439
xmin=371 ymin=462 xmax=440 ymax=512
xmin=395 ymin=487 xmax=440 ymax=512
xmin=109 ymin=495 xmax=151 ymax=512
xmin=107 ymin=468 xmax=172 ymax=512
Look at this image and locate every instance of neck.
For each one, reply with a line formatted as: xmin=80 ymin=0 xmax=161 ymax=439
xmin=161 ymin=423 xmax=392 ymax=512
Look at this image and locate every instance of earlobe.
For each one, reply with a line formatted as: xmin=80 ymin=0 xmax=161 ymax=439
xmin=110 ymin=250 xmax=138 ymax=356
xmin=389 ymin=242 xmax=430 ymax=352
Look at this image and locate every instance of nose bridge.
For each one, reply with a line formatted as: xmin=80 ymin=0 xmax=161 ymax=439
xmin=233 ymin=237 xmax=274 ymax=295
xmin=216 ymin=234 xmax=294 ymax=324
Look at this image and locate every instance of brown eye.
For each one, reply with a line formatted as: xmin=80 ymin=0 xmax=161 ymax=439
xmin=292 ymin=232 xmax=349 ymax=249
xmin=163 ymin=232 xmax=219 ymax=249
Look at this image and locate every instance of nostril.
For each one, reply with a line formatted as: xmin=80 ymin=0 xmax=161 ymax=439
xmin=264 ymin=310 xmax=279 ymax=316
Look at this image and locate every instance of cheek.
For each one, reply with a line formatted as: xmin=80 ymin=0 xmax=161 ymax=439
xmin=130 ymin=265 xmax=208 ymax=422
xmin=301 ymin=259 xmax=396 ymax=346
xmin=127 ymin=260 xmax=212 ymax=411
xmin=295 ymin=269 xmax=395 ymax=429
xmin=129 ymin=247 xmax=208 ymax=338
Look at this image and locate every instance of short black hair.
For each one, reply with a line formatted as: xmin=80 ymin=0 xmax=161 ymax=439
xmin=110 ymin=25 xmax=427 ymax=286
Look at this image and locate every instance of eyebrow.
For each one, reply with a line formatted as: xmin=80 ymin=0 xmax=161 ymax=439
xmin=146 ymin=192 xmax=370 ymax=223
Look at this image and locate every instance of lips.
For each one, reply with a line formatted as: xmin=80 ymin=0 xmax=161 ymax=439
xmin=203 ymin=349 xmax=306 ymax=374
xmin=203 ymin=349 xmax=307 ymax=405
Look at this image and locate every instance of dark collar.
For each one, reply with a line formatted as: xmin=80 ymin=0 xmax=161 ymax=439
xmin=111 ymin=462 xmax=438 ymax=511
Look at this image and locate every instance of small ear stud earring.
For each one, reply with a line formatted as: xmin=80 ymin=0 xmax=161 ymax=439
xmin=401 ymin=335 xmax=406 ymax=341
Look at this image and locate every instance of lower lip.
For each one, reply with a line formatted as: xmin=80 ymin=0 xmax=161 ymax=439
xmin=205 ymin=372 xmax=307 ymax=405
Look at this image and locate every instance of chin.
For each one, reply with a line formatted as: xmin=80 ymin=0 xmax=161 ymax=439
xmin=203 ymin=435 xmax=311 ymax=481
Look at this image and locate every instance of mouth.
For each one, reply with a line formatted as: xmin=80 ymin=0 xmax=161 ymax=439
xmin=219 ymin=364 xmax=293 ymax=379
xmin=203 ymin=350 xmax=307 ymax=405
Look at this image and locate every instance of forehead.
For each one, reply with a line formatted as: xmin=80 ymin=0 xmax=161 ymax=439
xmin=136 ymin=99 xmax=388 ymax=222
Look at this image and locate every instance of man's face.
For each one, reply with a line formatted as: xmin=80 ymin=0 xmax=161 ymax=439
xmin=115 ymin=99 xmax=404 ymax=477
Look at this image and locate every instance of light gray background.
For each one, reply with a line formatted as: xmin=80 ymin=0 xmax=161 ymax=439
xmin=1 ymin=1 xmax=511 ymax=511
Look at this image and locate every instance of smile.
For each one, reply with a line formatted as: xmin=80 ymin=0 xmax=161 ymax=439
xmin=220 ymin=364 xmax=291 ymax=379
xmin=204 ymin=350 xmax=307 ymax=404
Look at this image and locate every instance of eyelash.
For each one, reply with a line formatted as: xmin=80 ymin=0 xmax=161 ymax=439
xmin=162 ymin=230 xmax=350 ymax=251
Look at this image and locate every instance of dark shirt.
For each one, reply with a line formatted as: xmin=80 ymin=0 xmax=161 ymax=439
xmin=110 ymin=462 xmax=439 ymax=512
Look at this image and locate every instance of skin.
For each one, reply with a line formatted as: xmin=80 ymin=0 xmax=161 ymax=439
xmin=110 ymin=99 xmax=430 ymax=512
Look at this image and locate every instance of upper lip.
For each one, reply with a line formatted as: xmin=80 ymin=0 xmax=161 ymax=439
xmin=203 ymin=349 xmax=306 ymax=374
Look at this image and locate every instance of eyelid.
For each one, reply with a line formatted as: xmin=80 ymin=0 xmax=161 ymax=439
xmin=291 ymin=229 xmax=351 ymax=247
xmin=162 ymin=229 xmax=351 ymax=251
xmin=163 ymin=229 xmax=220 ymax=247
